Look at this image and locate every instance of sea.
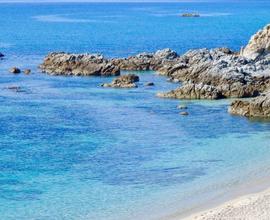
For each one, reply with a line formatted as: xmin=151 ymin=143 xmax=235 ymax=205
xmin=1 ymin=1 xmax=270 ymax=219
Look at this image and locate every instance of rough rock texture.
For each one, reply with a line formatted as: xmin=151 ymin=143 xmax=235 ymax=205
xmin=157 ymin=83 xmax=223 ymax=100
xmin=40 ymin=52 xmax=120 ymax=76
xmin=111 ymin=48 xmax=179 ymax=71
xmin=101 ymin=74 xmax=139 ymax=88
xmin=158 ymin=47 xmax=270 ymax=99
xmin=229 ymin=92 xmax=270 ymax=117
xmin=241 ymin=24 xmax=270 ymax=60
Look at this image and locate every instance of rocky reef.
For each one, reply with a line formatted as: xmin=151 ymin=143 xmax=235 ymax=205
xmin=40 ymin=52 xmax=120 ymax=76
xmin=101 ymin=74 xmax=139 ymax=88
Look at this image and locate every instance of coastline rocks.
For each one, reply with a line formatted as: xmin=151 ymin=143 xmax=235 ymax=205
xmin=157 ymin=83 xmax=223 ymax=100
xmin=9 ymin=67 xmax=21 ymax=74
xmin=101 ymin=74 xmax=139 ymax=88
xmin=40 ymin=52 xmax=120 ymax=76
xmin=229 ymin=92 xmax=270 ymax=117
xmin=241 ymin=24 xmax=270 ymax=60
xmin=159 ymin=47 xmax=270 ymax=99
xmin=112 ymin=48 xmax=179 ymax=71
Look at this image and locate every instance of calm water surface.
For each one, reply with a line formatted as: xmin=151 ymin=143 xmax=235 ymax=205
xmin=1 ymin=1 xmax=270 ymax=219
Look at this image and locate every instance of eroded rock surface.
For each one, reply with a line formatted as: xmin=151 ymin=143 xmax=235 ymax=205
xmin=229 ymin=92 xmax=270 ymax=117
xmin=101 ymin=74 xmax=139 ymax=88
xmin=40 ymin=52 xmax=120 ymax=76
xmin=241 ymin=24 xmax=270 ymax=60
xmin=111 ymin=48 xmax=179 ymax=71
xmin=157 ymin=83 xmax=223 ymax=100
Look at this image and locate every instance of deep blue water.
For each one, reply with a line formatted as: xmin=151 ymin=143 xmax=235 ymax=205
xmin=1 ymin=1 xmax=270 ymax=220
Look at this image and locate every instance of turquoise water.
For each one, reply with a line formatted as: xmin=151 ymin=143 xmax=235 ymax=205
xmin=1 ymin=1 xmax=270 ymax=220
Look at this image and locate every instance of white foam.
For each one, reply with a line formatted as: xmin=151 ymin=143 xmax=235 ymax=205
xmin=33 ymin=14 xmax=97 ymax=23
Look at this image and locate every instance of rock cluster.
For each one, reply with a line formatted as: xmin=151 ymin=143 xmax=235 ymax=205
xmin=40 ymin=52 xmax=120 ymax=76
xmin=101 ymin=74 xmax=139 ymax=88
xmin=157 ymin=47 xmax=270 ymax=99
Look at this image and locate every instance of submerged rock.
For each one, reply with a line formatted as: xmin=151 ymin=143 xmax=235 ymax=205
xmin=177 ymin=104 xmax=188 ymax=110
xmin=145 ymin=82 xmax=155 ymax=86
xmin=24 ymin=69 xmax=31 ymax=75
xmin=40 ymin=52 xmax=120 ymax=76
xmin=101 ymin=74 xmax=139 ymax=88
xmin=179 ymin=111 xmax=189 ymax=116
xmin=241 ymin=24 xmax=270 ymax=60
xmin=181 ymin=13 xmax=200 ymax=17
xmin=9 ymin=67 xmax=21 ymax=74
xmin=6 ymin=86 xmax=25 ymax=93
xmin=0 ymin=52 xmax=4 ymax=58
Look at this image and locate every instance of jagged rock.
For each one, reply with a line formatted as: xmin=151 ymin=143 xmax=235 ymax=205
xmin=9 ymin=67 xmax=21 ymax=74
xmin=24 ymin=69 xmax=31 ymax=74
xmin=159 ymin=46 xmax=270 ymax=99
xmin=40 ymin=52 xmax=120 ymax=76
xmin=241 ymin=24 xmax=270 ymax=60
xmin=101 ymin=74 xmax=139 ymax=88
xmin=157 ymin=83 xmax=223 ymax=100
xmin=229 ymin=92 xmax=270 ymax=117
xmin=112 ymin=48 xmax=179 ymax=71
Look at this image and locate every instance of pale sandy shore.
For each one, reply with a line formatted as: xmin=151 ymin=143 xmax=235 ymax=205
xmin=182 ymin=188 xmax=270 ymax=220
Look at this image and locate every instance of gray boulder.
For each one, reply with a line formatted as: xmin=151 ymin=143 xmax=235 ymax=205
xmin=101 ymin=74 xmax=139 ymax=88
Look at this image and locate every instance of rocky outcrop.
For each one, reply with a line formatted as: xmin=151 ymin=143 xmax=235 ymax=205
xmin=40 ymin=52 xmax=120 ymax=76
xmin=101 ymin=74 xmax=139 ymax=88
xmin=111 ymin=48 xmax=179 ymax=71
xmin=241 ymin=24 xmax=270 ymax=60
xmin=158 ymin=47 xmax=270 ymax=100
xmin=157 ymin=83 xmax=223 ymax=100
xmin=229 ymin=92 xmax=270 ymax=117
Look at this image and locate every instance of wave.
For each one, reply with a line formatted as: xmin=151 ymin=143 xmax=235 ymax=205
xmin=201 ymin=12 xmax=232 ymax=17
xmin=0 ymin=42 xmax=12 ymax=49
xmin=33 ymin=15 xmax=99 ymax=23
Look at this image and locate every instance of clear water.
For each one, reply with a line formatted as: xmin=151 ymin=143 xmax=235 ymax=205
xmin=1 ymin=1 xmax=270 ymax=220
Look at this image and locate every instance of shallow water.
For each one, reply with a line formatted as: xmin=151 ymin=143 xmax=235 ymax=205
xmin=1 ymin=1 xmax=270 ymax=220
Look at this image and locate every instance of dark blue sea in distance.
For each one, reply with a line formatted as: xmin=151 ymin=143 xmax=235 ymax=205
xmin=1 ymin=1 xmax=270 ymax=219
